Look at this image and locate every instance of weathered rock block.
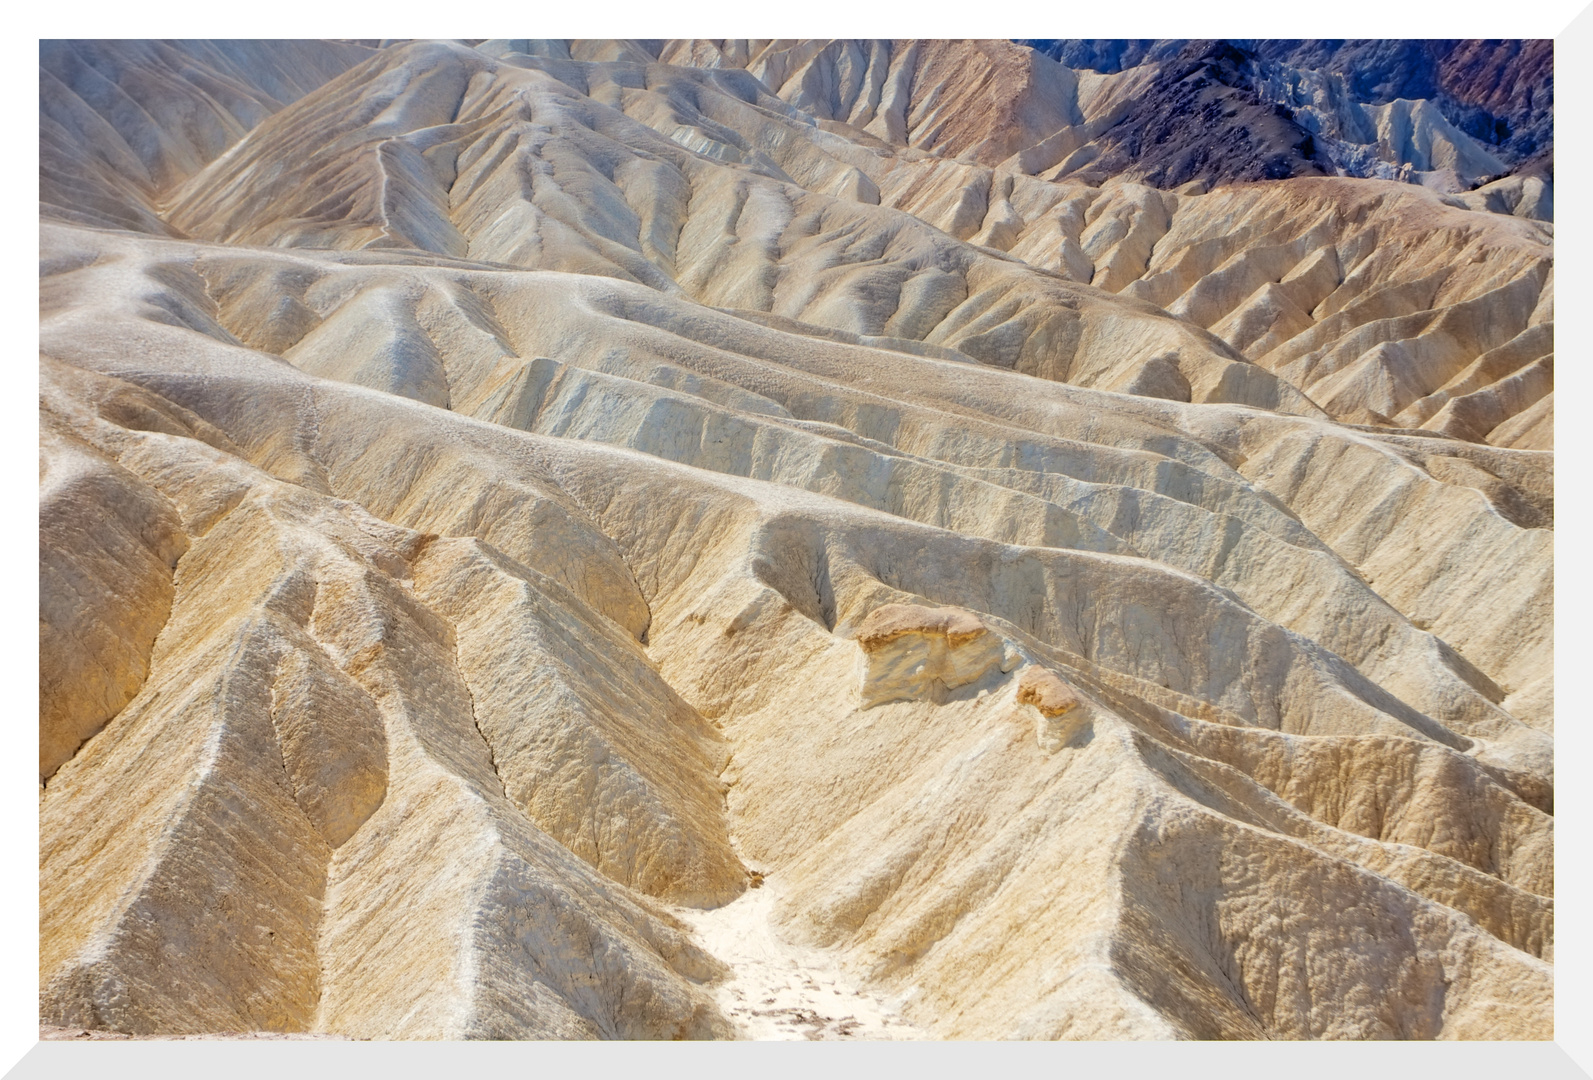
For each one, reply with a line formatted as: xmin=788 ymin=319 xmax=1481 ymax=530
xmin=855 ymin=604 xmax=1007 ymax=707
xmin=1011 ymin=666 xmax=1088 ymax=752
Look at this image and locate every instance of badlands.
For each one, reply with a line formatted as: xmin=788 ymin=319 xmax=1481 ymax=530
xmin=39 ymin=39 xmax=1552 ymax=1039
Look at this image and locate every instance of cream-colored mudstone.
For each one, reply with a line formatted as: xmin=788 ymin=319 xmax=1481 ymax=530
xmin=38 ymin=39 xmax=1553 ymax=1042
xmin=39 ymin=425 xmax=188 ymax=781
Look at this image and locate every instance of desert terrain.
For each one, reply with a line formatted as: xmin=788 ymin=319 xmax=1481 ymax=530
xmin=39 ymin=39 xmax=1552 ymax=1040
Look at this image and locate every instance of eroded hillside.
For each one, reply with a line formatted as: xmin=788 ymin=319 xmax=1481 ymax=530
xmin=39 ymin=39 xmax=1552 ymax=1040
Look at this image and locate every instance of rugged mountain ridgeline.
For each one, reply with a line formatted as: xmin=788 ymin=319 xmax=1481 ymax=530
xmin=39 ymin=39 xmax=1552 ymax=1040
xmin=1021 ymin=39 xmax=1552 ymax=197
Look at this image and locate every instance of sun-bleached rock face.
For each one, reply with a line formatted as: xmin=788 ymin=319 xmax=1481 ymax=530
xmin=39 ymin=39 xmax=376 ymax=234
xmin=39 ymin=38 xmax=1551 ymax=1042
xmin=854 ymin=603 xmax=1011 ymax=707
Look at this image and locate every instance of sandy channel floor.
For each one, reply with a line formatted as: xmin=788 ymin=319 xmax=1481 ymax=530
xmin=673 ymin=879 xmax=929 ymax=1040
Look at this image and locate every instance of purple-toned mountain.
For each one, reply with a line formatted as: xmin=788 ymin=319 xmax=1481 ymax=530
xmin=1022 ymin=38 xmax=1552 ymax=199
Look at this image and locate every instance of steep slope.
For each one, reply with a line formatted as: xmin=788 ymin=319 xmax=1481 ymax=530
xmin=657 ymin=39 xmax=1326 ymax=187
xmin=38 ymin=223 xmax=1553 ymax=1041
xmin=43 ymin=40 xmax=1553 ymax=443
xmin=40 ymin=39 xmax=375 ymax=232
xmin=1252 ymin=39 xmax=1553 ymax=166
xmin=154 ymin=42 xmax=1312 ymax=412
xmin=38 ymin=38 xmax=1553 ymax=1041
xmin=1022 ymin=38 xmax=1552 ymax=199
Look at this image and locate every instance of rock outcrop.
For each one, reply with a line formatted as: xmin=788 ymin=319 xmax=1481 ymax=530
xmin=855 ymin=604 xmax=1010 ymax=707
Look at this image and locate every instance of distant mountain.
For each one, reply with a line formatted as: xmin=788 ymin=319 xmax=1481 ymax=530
xmin=1247 ymin=39 xmax=1552 ymax=162
xmin=1022 ymin=38 xmax=1551 ymax=196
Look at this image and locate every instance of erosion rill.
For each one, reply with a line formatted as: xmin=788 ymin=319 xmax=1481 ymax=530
xmin=39 ymin=39 xmax=1552 ymax=1040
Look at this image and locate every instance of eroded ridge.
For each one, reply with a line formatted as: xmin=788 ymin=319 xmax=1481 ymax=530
xmin=39 ymin=38 xmax=1551 ymax=1041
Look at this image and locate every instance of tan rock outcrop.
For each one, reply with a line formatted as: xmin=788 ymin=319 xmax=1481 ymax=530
xmin=856 ymin=604 xmax=990 ymax=651
xmin=39 ymin=425 xmax=188 ymax=781
xmin=1014 ymin=665 xmax=1078 ymax=716
xmin=1010 ymin=666 xmax=1086 ymax=752
xmin=854 ymin=603 xmax=1010 ymax=708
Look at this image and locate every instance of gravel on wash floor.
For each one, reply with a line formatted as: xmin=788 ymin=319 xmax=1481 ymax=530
xmin=673 ymin=877 xmax=928 ymax=1041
